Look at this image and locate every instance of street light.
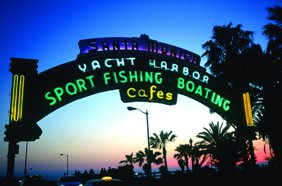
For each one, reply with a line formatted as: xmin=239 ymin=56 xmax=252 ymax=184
xmin=127 ymin=106 xmax=152 ymax=176
xmin=127 ymin=106 xmax=150 ymax=151
xmin=60 ymin=153 xmax=69 ymax=175
xmin=24 ymin=142 xmax=28 ymax=177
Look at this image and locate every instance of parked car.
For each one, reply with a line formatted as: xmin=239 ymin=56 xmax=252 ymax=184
xmin=57 ymin=175 xmax=83 ymax=186
xmin=84 ymin=176 xmax=124 ymax=186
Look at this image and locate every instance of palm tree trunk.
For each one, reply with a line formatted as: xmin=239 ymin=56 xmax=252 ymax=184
xmin=185 ymin=156 xmax=189 ymax=172
xmin=163 ymin=148 xmax=168 ymax=172
xmin=191 ymin=155 xmax=195 ymax=172
xmin=248 ymin=138 xmax=256 ymax=165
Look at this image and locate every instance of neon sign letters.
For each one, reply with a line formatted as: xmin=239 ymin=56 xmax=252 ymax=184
xmin=41 ymin=54 xmax=233 ymax=118
xmin=5 ymin=36 xmax=249 ymax=142
xmin=78 ymin=34 xmax=201 ymax=65
xmin=31 ymin=35 xmax=244 ymax=124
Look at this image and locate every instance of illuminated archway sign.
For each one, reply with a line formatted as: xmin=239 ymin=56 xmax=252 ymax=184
xmin=5 ymin=34 xmax=248 ymax=178
xmin=35 ymin=35 xmax=243 ymax=124
xmin=6 ymin=35 xmax=246 ymax=142
xmin=10 ymin=35 xmax=246 ymax=126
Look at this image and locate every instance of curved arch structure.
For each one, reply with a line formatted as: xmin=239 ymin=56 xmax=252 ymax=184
xmin=5 ymin=35 xmax=247 ymax=178
xmin=10 ymin=35 xmax=246 ymax=137
xmin=35 ymin=50 xmax=243 ymax=124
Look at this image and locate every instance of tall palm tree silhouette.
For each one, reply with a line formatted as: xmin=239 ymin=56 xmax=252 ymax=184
xmin=201 ymin=22 xmax=256 ymax=165
xmin=150 ymin=130 xmax=177 ymax=172
xmin=261 ymin=4 xmax=282 ymax=168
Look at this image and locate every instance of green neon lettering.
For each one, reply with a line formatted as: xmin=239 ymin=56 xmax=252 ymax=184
xmin=186 ymin=81 xmax=194 ymax=92
xmin=155 ymin=72 xmax=162 ymax=84
xmin=144 ymin=71 xmax=153 ymax=83
xmin=76 ymin=79 xmax=87 ymax=92
xmin=139 ymin=71 xmax=144 ymax=82
xmin=65 ymin=82 xmax=77 ymax=95
xmin=102 ymin=71 xmax=162 ymax=85
xmin=103 ymin=72 xmax=111 ymax=85
xmin=177 ymin=77 xmax=185 ymax=89
xmin=113 ymin=72 xmax=119 ymax=83
xmin=211 ymin=92 xmax=216 ymax=103
xmin=45 ymin=92 xmax=57 ymax=106
xmin=223 ymin=100 xmax=230 ymax=111
xmin=129 ymin=71 xmax=138 ymax=82
xmin=177 ymin=77 xmax=231 ymax=112
xmin=119 ymin=71 xmax=127 ymax=83
xmin=45 ymin=75 xmax=96 ymax=106
xmin=214 ymin=94 xmax=224 ymax=107
xmin=54 ymin=87 xmax=64 ymax=101
xmin=210 ymin=92 xmax=231 ymax=111
xmin=195 ymin=85 xmax=203 ymax=96
xmin=204 ymin=88 xmax=212 ymax=99
xmin=85 ymin=75 xmax=95 ymax=87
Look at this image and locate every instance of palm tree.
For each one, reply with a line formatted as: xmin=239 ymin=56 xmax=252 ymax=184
xmin=150 ymin=130 xmax=177 ymax=172
xmin=119 ymin=152 xmax=135 ymax=168
xmin=201 ymin=22 xmax=258 ymax=166
xmin=235 ymin=43 xmax=277 ymax=167
xmin=174 ymin=143 xmax=191 ymax=172
xmin=196 ymin=121 xmax=241 ymax=172
xmin=202 ymin=22 xmax=254 ymax=90
xmin=191 ymin=142 xmax=209 ymax=171
xmin=176 ymin=158 xmax=185 ymax=172
xmin=134 ymin=148 xmax=162 ymax=176
xmin=263 ymin=5 xmax=282 ymax=48
xmin=238 ymin=5 xmax=282 ymax=167
xmin=261 ymin=4 xmax=282 ymax=168
xmin=174 ymin=138 xmax=208 ymax=172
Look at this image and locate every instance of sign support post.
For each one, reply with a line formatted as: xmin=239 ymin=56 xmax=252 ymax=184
xmin=5 ymin=58 xmax=41 ymax=179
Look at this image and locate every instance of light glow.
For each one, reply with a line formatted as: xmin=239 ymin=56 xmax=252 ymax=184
xmin=101 ymin=176 xmax=112 ymax=181
xmin=10 ymin=74 xmax=25 ymax=122
xmin=242 ymin=92 xmax=253 ymax=126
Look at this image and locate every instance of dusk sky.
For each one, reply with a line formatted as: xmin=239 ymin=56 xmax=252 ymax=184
xmin=0 ymin=0 xmax=279 ymax=179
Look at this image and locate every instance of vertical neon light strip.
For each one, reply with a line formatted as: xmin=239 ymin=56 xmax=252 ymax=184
xmin=10 ymin=75 xmax=18 ymax=121
xmin=242 ymin=92 xmax=253 ymax=127
xmin=10 ymin=74 xmax=25 ymax=122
